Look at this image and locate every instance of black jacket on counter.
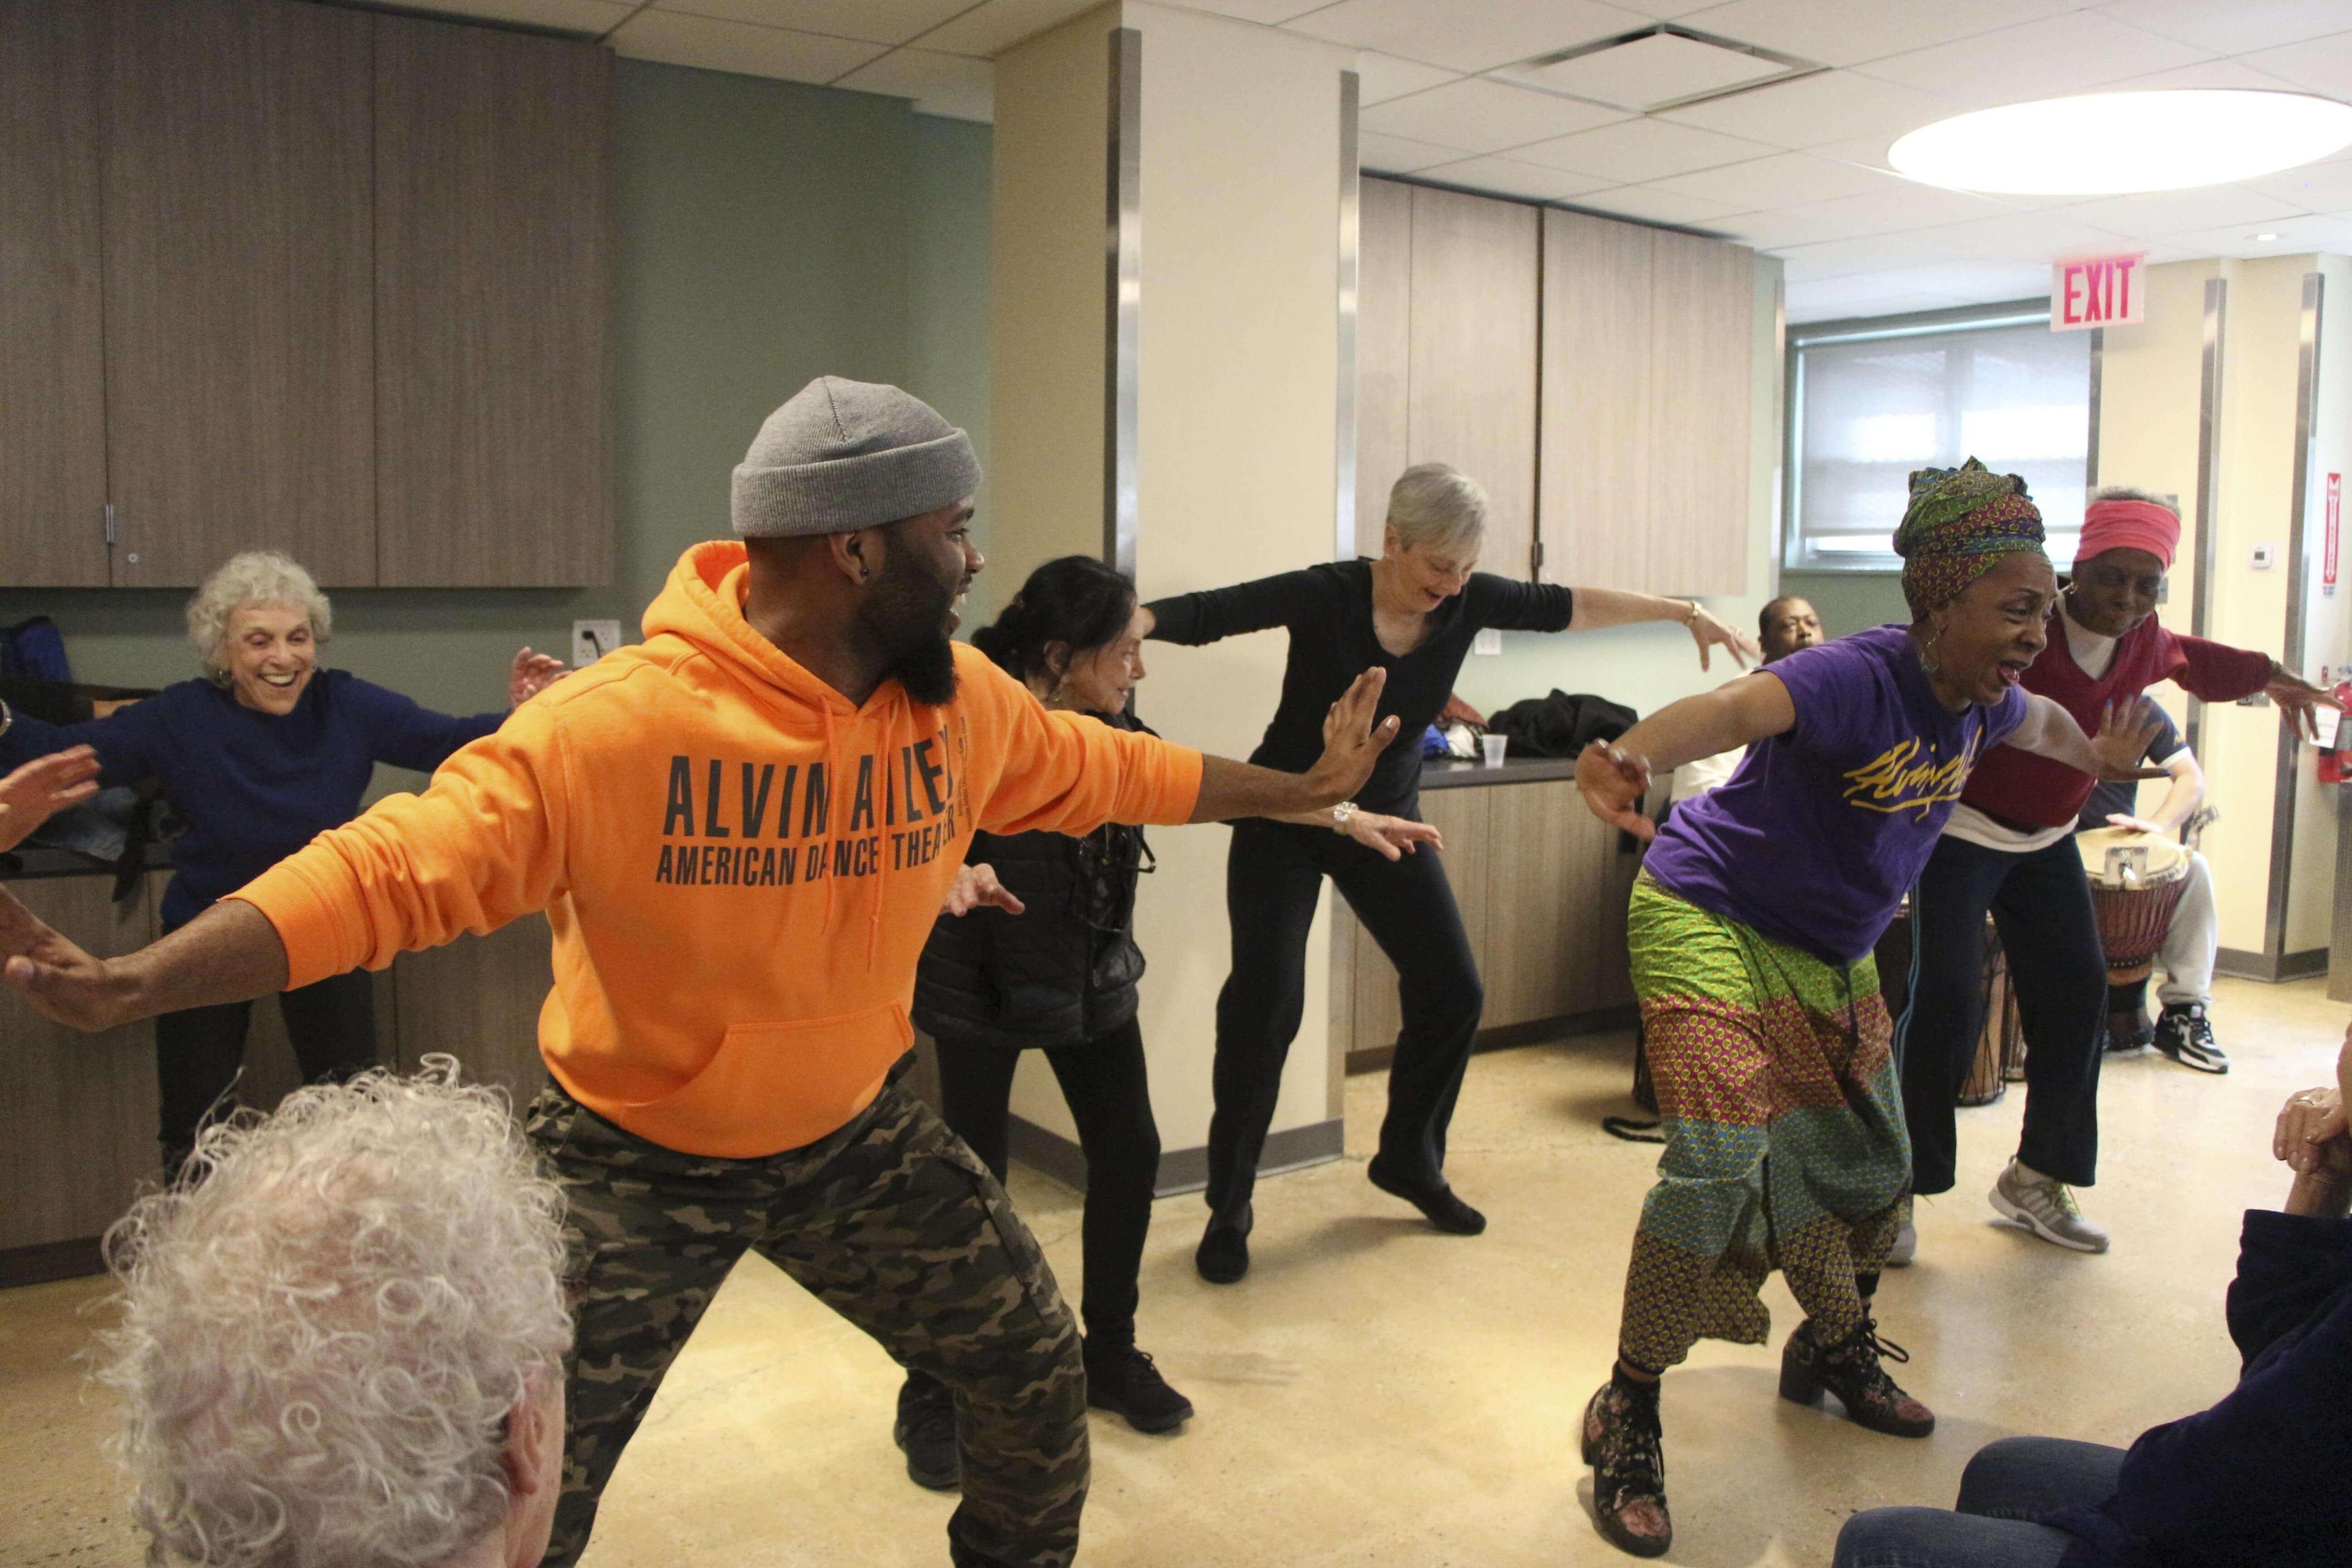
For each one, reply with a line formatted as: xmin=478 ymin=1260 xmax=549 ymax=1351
xmin=913 ymin=710 xmax=1154 ymax=1054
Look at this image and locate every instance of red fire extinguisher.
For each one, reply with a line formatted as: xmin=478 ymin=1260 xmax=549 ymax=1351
xmin=2318 ymin=678 xmax=2352 ymax=785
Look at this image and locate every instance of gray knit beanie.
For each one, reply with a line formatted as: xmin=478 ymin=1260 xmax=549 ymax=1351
xmin=731 ymin=377 xmax=982 ymax=537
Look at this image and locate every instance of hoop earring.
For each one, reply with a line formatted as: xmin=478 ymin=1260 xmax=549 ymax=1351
xmin=1918 ymin=623 xmax=1945 ymax=677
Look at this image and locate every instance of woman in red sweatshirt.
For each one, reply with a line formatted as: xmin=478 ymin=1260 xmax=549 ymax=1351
xmin=1898 ymin=489 xmax=2337 ymax=1259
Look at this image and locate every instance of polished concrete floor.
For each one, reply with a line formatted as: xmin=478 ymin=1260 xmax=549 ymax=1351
xmin=5 ymin=974 xmax=2342 ymax=1567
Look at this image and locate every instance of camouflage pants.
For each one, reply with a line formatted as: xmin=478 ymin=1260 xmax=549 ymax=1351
xmin=526 ymin=1065 xmax=1088 ymax=1568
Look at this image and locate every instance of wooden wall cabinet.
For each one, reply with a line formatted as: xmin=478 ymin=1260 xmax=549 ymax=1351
xmin=1332 ymin=776 xmax=1645 ymax=1069
xmin=0 ymin=0 xmax=615 ymax=589
xmin=1358 ymin=176 xmax=1755 ymax=597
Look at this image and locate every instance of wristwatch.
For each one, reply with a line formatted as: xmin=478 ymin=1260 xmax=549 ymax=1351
xmin=1680 ymin=598 xmax=1702 ymax=626
xmin=1331 ymin=800 xmax=1359 ymax=834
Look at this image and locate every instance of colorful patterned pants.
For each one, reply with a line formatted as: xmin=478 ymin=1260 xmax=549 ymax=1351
xmin=528 ymin=1066 xmax=1088 ymax=1568
xmin=1617 ymin=875 xmax=1909 ymax=1372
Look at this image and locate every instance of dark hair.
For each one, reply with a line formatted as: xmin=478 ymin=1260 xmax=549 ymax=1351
xmin=1757 ymin=595 xmax=1806 ymax=641
xmin=970 ymin=556 xmax=1139 ymax=685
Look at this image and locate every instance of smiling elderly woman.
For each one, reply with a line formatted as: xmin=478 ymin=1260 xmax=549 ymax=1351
xmin=0 ymin=549 xmax=567 ymax=1178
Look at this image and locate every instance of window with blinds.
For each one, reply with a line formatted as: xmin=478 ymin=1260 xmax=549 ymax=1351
xmin=1785 ymin=307 xmax=2092 ymax=573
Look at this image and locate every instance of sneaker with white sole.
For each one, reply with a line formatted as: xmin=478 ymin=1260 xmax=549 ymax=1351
xmin=2152 ymin=1003 xmax=2228 ymax=1074
xmin=1989 ymin=1161 xmax=2109 ymax=1253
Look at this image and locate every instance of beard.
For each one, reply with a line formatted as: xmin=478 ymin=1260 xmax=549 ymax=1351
xmin=858 ymin=546 xmax=961 ymax=706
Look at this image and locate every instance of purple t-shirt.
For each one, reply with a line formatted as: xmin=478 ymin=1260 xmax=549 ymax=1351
xmin=1644 ymin=624 xmax=2029 ymax=965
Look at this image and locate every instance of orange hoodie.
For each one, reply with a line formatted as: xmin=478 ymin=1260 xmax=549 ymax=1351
xmin=231 ymin=541 xmax=1204 ymax=1158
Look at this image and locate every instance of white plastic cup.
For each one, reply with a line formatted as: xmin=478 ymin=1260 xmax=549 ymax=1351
xmin=1480 ymin=733 xmax=1507 ymax=768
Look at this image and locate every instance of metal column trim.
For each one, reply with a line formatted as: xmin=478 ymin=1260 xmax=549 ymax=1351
xmin=2266 ymin=271 xmax=2323 ymax=959
xmin=1104 ymin=26 xmax=1142 ymax=577
xmin=2187 ymin=276 xmax=2228 ymax=760
xmin=2085 ymin=326 xmax=2103 ymax=489
xmin=1334 ymin=69 xmax=1360 ymax=564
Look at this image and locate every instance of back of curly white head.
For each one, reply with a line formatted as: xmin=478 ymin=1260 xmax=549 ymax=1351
xmin=94 ymin=1066 xmax=571 ymax=1568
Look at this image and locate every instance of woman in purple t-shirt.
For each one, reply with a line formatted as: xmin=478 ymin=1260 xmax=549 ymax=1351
xmin=1569 ymin=462 xmax=2162 ymax=1559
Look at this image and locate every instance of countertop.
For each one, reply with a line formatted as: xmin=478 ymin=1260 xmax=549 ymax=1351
xmin=0 ymin=842 xmax=173 ymax=881
xmin=1418 ymin=755 xmax=1578 ymax=790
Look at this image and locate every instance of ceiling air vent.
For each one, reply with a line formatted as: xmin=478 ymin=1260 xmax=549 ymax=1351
xmin=1494 ymin=24 xmax=1822 ymax=115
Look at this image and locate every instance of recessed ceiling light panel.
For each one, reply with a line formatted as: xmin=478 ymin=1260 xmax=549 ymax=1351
xmin=1889 ymin=90 xmax=2352 ymax=195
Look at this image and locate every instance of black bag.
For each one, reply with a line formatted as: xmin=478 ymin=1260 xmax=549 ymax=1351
xmin=1483 ymin=690 xmax=1638 ymax=760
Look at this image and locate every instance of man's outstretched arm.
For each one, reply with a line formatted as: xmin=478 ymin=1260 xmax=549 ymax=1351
xmin=1 ymin=892 xmax=287 ymax=1033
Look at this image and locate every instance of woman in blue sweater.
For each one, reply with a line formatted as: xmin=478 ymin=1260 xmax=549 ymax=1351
xmin=0 ymin=551 xmax=566 ymax=1176
xmin=1834 ymin=1020 xmax=2352 ymax=1567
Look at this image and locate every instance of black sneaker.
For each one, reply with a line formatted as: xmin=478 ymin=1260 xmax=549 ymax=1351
xmin=2153 ymin=1003 xmax=2228 ymax=1074
xmin=1196 ymin=1203 xmax=1252 ymax=1284
xmin=892 ymin=1373 xmax=959 ymax=1491
xmin=1084 ymin=1340 xmax=1194 ymax=1433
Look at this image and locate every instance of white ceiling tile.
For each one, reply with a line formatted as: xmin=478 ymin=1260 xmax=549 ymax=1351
xmin=1359 ymin=129 xmax=1478 ymax=173
xmin=612 ymin=8 xmax=889 ymax=79
xmin=1675 ymin=0 xmax=2076 ymax=71
xmin=2054 ymin=187 xmax=2307 ymax=239
xmin=2107 ymin=58 xmax=2309 ymax=92
xmin=402 ymin=0 xmax=636 ymax=32
xmin=1788 ymin=288 xmax=1970 ymax=323
xmin=1602 ymin=0 xmax=1724 ymax=15
xmin=2245 ymin=157 xmax=2352 ymax=211
xmin=1360 ymin=77 xmax=1628 ymax=153
xmin=1354 ymin=51 xmax=1461 ymax=106
xmin=1649 ymin=148 xmax=1905 ymax=206
xmin=834 ymin=46 xmax=995 ymax=119
xmin=1880 ymin=260 xmax=2051 ymax=297
xmin=1725 ymin=181 xmax=2017 ymax=246
xmin=1509 ymin=30 xmax=1793 ymax=108
xmin=1856 ymin=13 xmax=2211 ymax=108
xmin=1768 ymin=232 xmax=1946 ymax=278
xmin=654 ymin=0 xmax=970 ymax=45
xmin=2096 ymin=0 xmax=2352 ymax=55
xmin=1283 ymin=0 xmax=1661 ymax=74
xmin=1572 ymin=184 xmax=1747 ymax=224
xmin=1894 ymin=211 xmax=2141 ymax=263
xmin=2162 ymin=213 xmax=2352 ymax=255
xmin=1505 ymin=116 xmax=1774 ymax=181
xmin=1659 ymin=69 xmax=1964 ymax=149
xmin=2241 ymin=29 xmax=2352 ymax=97
xmin=1415 ymin=155 xmax=1618 ymax=202
xmin=1160 ymin=0 xmax=1330 ymax=22
xmin=918 ymin=0 xmax=1107 ymax=57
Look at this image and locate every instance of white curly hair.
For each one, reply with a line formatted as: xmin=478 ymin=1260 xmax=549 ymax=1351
xmin=1385 ymin=462 xmax=1488 ymax=555
xmin=92 ymin=1063 xmax=572 ymax=1568
xmin=185 ymin=551 xmax=333 ymax=682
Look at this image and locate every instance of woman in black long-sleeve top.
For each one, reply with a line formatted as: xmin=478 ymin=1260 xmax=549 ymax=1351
xmin=1143 ymin=464 xmax=1757 ymax=1283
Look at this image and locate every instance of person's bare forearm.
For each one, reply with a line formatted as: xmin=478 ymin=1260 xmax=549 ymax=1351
xmin=1567 ymin=586 xmax=1692 ymax=631
xmin=1612 ymin=676 xmax=1795 ymax=775
xmin=117 ymin=900 xmax=291 ymax=1021
xmin=2285 ymin=1172 xmax=2352 ymax=1219
xmin=2147 ymin=766 xmax=2206 ymax=833
xmin=1189 ymin=756 xmax=1347 ymax=823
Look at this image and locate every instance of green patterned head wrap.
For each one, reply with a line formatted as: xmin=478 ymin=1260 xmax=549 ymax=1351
xmin=1893 ymin=458 xmax=2046 ymax=618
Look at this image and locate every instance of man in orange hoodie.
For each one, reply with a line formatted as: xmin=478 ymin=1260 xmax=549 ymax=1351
xmin=0 ymin=377 xmax=1400 ymax=1568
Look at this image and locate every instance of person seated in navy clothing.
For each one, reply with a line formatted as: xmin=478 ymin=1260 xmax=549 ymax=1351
xmin=0 ymin=550 xmax=567 ymax=1178
xmin=1834 ymin=1020 xmax=2352 ymax=1568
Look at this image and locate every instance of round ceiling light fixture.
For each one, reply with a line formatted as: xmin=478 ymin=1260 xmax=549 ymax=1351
xmin=1888 ymin=89 xmax=2352 ymax=195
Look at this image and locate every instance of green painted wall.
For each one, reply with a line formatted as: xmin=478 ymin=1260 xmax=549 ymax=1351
xmin=0 ymin=62 xmax=988 ymax=793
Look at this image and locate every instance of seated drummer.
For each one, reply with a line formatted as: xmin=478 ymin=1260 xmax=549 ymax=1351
xmin=1899 ymin=487 xmax=2340 ymax=1259
xmin=2078 ymin=705 xmax=2226 ymax=1072
xmin=1667 ymin=595 xmax=1824 ymax=802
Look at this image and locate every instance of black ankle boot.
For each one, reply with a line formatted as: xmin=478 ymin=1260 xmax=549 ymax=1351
xmin=892 ymin=1373 xmax=960 ymax=1491
xmin=1196 ymin=1202 xmax=1253 ymax=1284
xmin=1084 ymin=1339 xmax=1194 ymax=1433
xmin=1582 ymin=1371 xmax=1670 ymax=1558
xmin=1779 ymin=1317 xmax=1936 ymax=1438
xmin=1366 ymin=1155 xmax=1487 ymax=1235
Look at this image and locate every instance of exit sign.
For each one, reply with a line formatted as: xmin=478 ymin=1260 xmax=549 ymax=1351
xmin=2052 ymin=252 xmax=2146 ymax=331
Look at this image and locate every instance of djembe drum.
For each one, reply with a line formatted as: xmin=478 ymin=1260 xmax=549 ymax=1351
xmin=2078 ymin=827 xmax=2191 ymax=986
xmin=1876 ymin=902 xmax=2022 ymax=1107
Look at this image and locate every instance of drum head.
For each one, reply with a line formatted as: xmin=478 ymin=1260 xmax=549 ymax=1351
xmin=2076 ymin=826 xmax=2190 ymax=888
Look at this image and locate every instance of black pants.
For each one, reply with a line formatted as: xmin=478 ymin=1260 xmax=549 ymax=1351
xmin=1205 ymin=815 xmax=1483 ymax=1216
xmin=1899 ymin=834 xmax=2106 ymax=1196
xmin=930 ymin=1017 xmax=1160 ymax=1348
xmin=154 ymin=969 xmax=379 ymax=1174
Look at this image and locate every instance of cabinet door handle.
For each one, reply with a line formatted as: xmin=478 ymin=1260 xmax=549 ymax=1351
xmin=104 ymin=502 xmax=118 ymax=546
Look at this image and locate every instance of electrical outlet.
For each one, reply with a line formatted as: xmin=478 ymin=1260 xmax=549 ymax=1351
xmin=1473 ymin=628 xmax=1502 ymax=656
xmin=572 ymin=620 xmax=622 ymax=667
xmin=2252 ymin=543 xmax=2276 ymax=570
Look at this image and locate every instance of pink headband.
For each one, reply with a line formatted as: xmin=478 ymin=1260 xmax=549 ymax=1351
xmin=2076 ymin=497 xmax=2180 ymax=570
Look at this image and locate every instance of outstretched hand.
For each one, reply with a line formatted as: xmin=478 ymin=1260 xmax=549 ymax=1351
xmin=1687 ymin=605 xmax=1759 ymax=674
xmin=1347 ymin=812 xmax=1442 ymax=862
xmin=942 ymin=863 xmax=1025 ymax=918
xmin=1577 ymin=740 xmax=1654 ymax=841
xmin=510 ymin=647 xmax=570 ymax=709
xmin=0 ymin=881 xmax=131 ymax=1031
xmin=2267 ymin=663 xmax=2343 ymax=743
xmin=1308 ymin=668 xmax=1401 ymax=804
xmin=2091 ymin=697 xmax=2170 ymax=782
xmin=0 ymin=748 xmax=100 ymax=855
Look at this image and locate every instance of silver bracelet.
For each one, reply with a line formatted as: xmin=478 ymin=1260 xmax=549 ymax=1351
xmin=1331 ymin=800 xmax=1358 ymax=834
xmin=0 ymin=697 xmax=11 ymax=739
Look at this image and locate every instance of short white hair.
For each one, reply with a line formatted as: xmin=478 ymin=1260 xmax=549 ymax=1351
xmin=94 ymin=1065 xmax=572 ymax=1568
xmin=185 ymin=551 xmax=333 ymax=680
xmin=1385 ymin=463 xmax=1488 ymax=555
